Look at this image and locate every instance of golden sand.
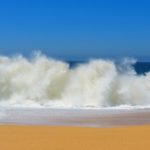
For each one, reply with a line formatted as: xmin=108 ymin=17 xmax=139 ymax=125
xmin=0 ymin=125 xmax=150 ymax=150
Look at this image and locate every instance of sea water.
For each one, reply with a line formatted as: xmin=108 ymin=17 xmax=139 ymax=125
xmin=0 ymin=53 xmax=150 ymax=108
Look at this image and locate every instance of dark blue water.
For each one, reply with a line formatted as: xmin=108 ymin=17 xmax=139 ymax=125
xmin=133 ymin=62 xmax=150 ymax=74
xmin=67 ymin=61 xmax=150 ymax=75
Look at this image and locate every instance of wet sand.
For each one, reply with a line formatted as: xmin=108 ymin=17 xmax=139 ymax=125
xmin=0 ymin=125 xmax=150 ymax=150
xmin=1 ymin=107 xmax=150 ymax=127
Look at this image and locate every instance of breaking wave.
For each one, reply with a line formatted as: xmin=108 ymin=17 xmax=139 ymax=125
xmin=0 ymin=53 xmax=150 ymax=108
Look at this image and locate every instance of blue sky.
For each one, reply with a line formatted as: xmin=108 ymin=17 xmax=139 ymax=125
xmin=0 ymin=0 xmax=150 ymax=60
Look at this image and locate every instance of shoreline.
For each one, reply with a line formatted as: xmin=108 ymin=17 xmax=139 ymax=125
xmin=0 ymin=107 xmax=150 ymax=127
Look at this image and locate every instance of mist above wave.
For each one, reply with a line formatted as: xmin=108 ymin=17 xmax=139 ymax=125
xmin=0 ymin=53 xmax=150 ymax=108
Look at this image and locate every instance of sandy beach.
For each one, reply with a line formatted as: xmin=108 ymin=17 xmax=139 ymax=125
xmin=0 ymin=107 xmax=150 ymax=150
xmin=0 ymin=125 xmax=150 ymax=150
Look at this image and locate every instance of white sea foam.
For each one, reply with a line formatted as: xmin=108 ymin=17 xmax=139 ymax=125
xmin=0 ymin=53 xmax=150 ymax=108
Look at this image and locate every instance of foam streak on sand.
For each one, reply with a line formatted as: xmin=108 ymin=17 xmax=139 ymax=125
xmin=0 ymin=53 xmax=150 ymax=108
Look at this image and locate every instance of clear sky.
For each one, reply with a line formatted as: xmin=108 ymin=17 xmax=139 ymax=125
xmin=0 ymin=0 xmax=150 ymax=60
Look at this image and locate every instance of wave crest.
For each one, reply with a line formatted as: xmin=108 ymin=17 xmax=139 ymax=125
xmin=0 ymin=53 xmax=150 ymax=108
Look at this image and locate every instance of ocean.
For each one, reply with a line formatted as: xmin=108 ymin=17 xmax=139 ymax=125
xmin=69 ymin=61 xmax=150 ymax=75
xmin=1 ymin=54 xmax=150 ymax=126
xmin=0 ymin=54 xmax=150 ymax=108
